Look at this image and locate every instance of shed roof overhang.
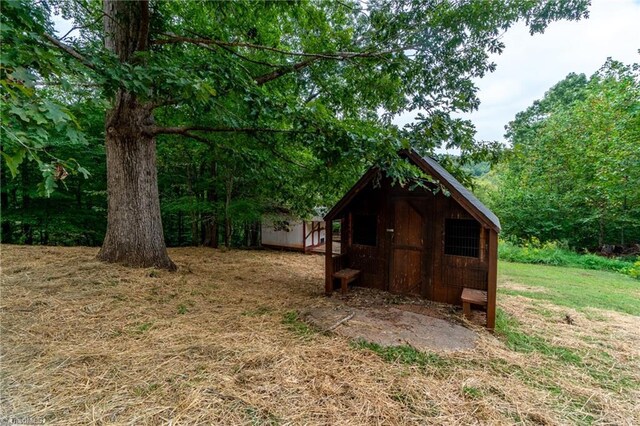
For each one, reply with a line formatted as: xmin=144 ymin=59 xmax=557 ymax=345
xmin=324 ymin=149 xmax=501 ymax=232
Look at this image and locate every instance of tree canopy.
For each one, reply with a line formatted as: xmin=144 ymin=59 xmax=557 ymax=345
xmin=488 ymin=59 xmax=640 ymax=248
xmin=1 ymin=0 xmax=590 ymax=264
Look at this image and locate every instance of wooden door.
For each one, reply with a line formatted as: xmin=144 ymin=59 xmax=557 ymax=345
xmin=389 ymin=199 xmax=424 ymax=296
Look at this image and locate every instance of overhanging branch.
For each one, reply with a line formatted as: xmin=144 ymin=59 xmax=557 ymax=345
xmin=148 ymin=126 xmax=307 ymax=136
xmin=43 ymin=34 xmax=97 ymax=71
xmin=166 ymin=130 xmax=214 ymax=146
xmin=254 ymin=57 xmax=319 ymax=85
xmin=153 ymin=33 xmax=410 ymax=87
xmin=153 ymin=34 xmax=410 ymax=60
xmin=153 ymin=127 xmax=311 ymax=170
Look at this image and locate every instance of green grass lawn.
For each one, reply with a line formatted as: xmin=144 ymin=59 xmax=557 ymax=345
xmin=498 ymin=261 xmax=640 ymax=315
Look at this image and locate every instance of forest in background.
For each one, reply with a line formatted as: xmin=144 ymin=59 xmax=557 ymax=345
xmin=3 ymin=0 xmax=637 ymax=260
xmin=3 ymin=58 xmax=638 ymax=253
xmin=479 ymin=59 xmax=640 ymax=251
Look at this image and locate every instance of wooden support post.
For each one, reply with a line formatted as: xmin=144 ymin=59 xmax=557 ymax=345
xmin=479 ymin=227 xmax=486 ymax=262
xmin=302 ymin=221 xmax=306 ymax=253
xmin=341 ymin=217 xmax=348 ymax=252
xmin=325 ymin=220 xmax=333 ymax=295
xmin=463 ymin=300 xmax=472 ymax=318
xmin=487 ymin=230 xmax=498 ymax=329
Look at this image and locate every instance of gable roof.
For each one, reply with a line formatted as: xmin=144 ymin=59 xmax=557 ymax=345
xmin=324 ymin=149 xmax=501 ymax=232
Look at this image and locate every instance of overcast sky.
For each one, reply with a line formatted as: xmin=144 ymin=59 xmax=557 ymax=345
xmin=394 ymin=0 xmax=640 ymax=145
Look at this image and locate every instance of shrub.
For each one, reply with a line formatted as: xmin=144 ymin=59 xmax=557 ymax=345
xmin=498 ymin=239 xmax=638 ymax=279
xmin=628 ymin=261 xmax=640 ymax=279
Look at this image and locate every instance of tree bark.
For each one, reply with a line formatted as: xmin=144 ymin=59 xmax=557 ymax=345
xmin=22 ymin=163 xmax=33 ymax=245
xmin=224 ymin=174 xmax=233 ymax=247
xmin=186 ymin=163 xmax=198 ymax=245
xmin=97 ymin=0 xmax=175 ymax=270
xmin=202 ymin=161 xmax=218 ymax=248
xmin=0 ymin=163 xmax=12 ymax=243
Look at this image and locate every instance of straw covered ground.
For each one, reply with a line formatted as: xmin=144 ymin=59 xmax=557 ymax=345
xmin=1 ymin=245 xmax=639 ymax=425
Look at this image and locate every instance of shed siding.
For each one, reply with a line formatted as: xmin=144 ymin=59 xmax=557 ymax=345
xmin=261 ymin=221 xmax=304 ymax=249
xmin=335 ymin=178 xmax=489 ymax=304
xmin=324 ymin=150 xmax=498 ymax=328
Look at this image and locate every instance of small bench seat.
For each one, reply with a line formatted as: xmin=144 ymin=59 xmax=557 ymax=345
xmin=461 ymin=288 xmax=488 ymax=319
xmin=333 ymin=268 xmax=361 ymax=294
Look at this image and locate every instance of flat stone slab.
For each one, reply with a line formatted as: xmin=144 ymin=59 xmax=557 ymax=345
xmin=304 ymin=304 xmax=477 ymax=352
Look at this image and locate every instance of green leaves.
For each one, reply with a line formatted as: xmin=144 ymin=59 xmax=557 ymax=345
xmin=492 ymin=59 xmax=640 ymax=248
xmin=76 ymin=165 xmax=90 ymax=179
xmin=37 ymin=162 xmax=59 ymax=197
xmin=7 ymin=67 xmax=38 ymax=90
xmin=1 ymin=0 xmax=593 ymax=246
xmin=42 ymin=100 xmax=69 ymax=124
xmin=1 ymin=148 xmax=27 ymax=178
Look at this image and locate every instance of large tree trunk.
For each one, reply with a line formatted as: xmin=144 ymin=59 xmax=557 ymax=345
xmin=97 ymin=92 xmax=175 ymax=269
xmin=97 ymin=0 xmax=175 ymax=270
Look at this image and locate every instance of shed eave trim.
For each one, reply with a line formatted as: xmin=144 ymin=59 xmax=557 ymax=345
xmin=324 ymin=149 xmax=501 ymax=233
xmin=403 ymin=150 xmax=501 ymax=232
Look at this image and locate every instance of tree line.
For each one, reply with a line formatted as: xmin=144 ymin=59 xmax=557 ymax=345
xmin=481 ymin=59 xmax=640 ymax=250
xmin=2 ymin=0 xmax=591 ymax=266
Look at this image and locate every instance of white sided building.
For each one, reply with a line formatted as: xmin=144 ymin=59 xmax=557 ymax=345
xmin=261 ymin=216 xmax=327 ymax=253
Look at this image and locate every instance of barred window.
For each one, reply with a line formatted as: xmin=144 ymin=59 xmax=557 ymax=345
xmin=444 ymin=219 xmax=480 ymax=258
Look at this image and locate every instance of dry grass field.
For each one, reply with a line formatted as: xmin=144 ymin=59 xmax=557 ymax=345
xmin=1 ymin=245 xmax=639 ymax=425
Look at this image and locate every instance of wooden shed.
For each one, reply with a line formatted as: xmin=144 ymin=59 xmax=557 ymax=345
xmin=324 ymin=149 xmax=500 ymax=328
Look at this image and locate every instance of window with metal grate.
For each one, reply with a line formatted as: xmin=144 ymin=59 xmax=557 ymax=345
xmin=444 ymin=219 xmax=480 ymax=258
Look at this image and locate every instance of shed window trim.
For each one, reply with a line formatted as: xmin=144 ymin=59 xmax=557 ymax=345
xmin=444 ymin=218 xmax=480 ymax=258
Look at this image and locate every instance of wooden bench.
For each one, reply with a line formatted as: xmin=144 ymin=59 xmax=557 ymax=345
xmin=461 ymin=288 xmax=488 ymax=319
xmin=333 ymin=269 xmax=361 ymax=294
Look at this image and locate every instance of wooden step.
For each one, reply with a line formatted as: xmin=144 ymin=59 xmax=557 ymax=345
xmin=461 ymin=288 xmax=488 ymax=305
xmin=461 ymin=288 xmax=488 ymax=319
xmin=333 ymin=268 xmax=361 ymax=294
xmin=333 ymin=268 xmax=360 ymax=280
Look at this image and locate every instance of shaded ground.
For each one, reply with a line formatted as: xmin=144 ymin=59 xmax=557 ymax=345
xmin=305 ymin=304 xmax=477 ymax=351
xmin=304 ymin=290 xmax=479 ymax=352
xmin=1 ymin=245 xmax=639 ymax=425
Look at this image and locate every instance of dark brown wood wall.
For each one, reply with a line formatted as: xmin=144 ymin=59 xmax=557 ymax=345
xmin=339 ymin=178 xmax=490 ymax=306
xmin=388 ymin=184 xmax=429 ymax=297
xmin=347 ymin=183 xmax=389 ymax=290
xmin=436 ymin=195 xmax=490 ymax=305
